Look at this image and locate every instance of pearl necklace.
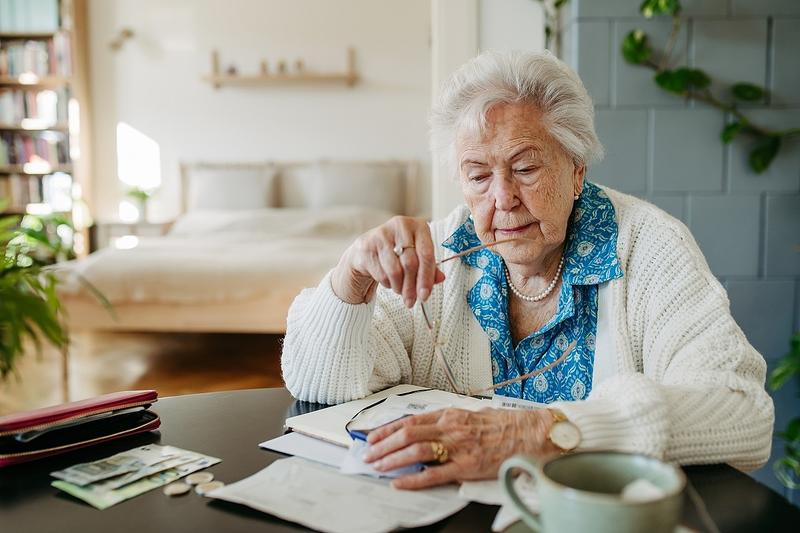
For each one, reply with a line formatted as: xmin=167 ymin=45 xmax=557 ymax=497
xmin=504 ymin=256 xmax=564 ymax=302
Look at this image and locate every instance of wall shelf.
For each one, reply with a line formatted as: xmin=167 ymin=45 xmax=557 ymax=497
xmin=203 ymin=48 xmax=358 ymax=89
xmin=0 ymin=123 xmax=69 ymax=131
xmin=0 ymin=165 xmax=73 ymax=175
xmin=0 ymin=208 xmax=69 ymax=216
xmin=0 ymin=76 xmax=71 ymax=87
xmin=0 ymin=32 xmax=58 ymax=39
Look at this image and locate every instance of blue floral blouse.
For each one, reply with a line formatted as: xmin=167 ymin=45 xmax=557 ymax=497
xmin=441 ymin=181 xmax=624 ymax=402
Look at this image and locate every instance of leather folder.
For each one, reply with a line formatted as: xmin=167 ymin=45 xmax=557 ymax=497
xmin=0 ymin=390 xmax=160 ymax=468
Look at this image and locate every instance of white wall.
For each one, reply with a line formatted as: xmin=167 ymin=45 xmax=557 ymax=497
xmin=479 ymin=0 xmax=544 ymax=53
xmin=430 ymin=0 xmax=478 ymax=220
xmin=88 ymin=0 xmax=432 ymax=221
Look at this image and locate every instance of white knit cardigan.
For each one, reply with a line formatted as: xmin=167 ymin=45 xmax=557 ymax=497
xmin=281 ymin=187 xmax=774 ymax=470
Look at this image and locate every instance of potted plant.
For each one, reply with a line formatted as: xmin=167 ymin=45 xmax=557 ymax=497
xmin=770 ymin=334 xmax=800 ymax=493
xmin=0 ymin=204 xmax=110 ymax=379
xmin=125 ymin=187 xmax=155 ymax=223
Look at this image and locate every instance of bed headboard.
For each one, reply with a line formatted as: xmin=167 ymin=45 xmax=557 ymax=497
xmin=179 ymin=160 xmax=419 ymax=216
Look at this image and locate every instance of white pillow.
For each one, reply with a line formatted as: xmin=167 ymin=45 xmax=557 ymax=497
xmin=186 ymin=164 xmax=277 ymax=211
xmin=279 ymin=162 xmax=405 ymax=213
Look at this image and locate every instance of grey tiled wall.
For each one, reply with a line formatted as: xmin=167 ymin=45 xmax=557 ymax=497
xmin=564 ymin=0 xmax=800 ymax=504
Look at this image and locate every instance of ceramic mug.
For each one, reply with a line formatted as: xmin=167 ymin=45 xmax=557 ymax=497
xmin=500 ymin=451 xmax=686 ymax=533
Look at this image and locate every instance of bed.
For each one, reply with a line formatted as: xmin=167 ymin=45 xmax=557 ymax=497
xmin=58 ymin=160 xmax=418 ymax=333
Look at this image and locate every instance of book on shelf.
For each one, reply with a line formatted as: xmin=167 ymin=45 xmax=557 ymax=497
xmin=0 ymin=0 xmax=60 ymax=34
xmin=2 ymin=173 xmax=27 ymax=210
xmin=0 ymin=171 xmax=72 ymax=212
xmin=0 ymin=86 xmax=67 ymax=125
xmin=0 ymin=130 xmax=69 ymax=166
xmin=0 ymin=34 xmax=71 ymax=78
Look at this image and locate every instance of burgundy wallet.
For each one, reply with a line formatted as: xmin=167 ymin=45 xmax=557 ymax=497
xmin=0 ymin=390 xmax=161 ymax=468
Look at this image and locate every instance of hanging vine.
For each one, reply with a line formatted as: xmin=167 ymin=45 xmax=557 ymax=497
xmin=622 ymin=0 xmax=799 ymax=173
xmin=534 ymin=0 xmax=570 ymax=56
xmin=535 ymin=0 xmax=798 ymax=173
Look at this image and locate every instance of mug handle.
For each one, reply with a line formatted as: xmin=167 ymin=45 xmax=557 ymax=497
xmin=500 ymin=454 xmax=543 ymax=532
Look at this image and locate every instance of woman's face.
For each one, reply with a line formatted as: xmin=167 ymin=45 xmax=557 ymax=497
xmin=457 ymin=102 xmax=584 ymax=269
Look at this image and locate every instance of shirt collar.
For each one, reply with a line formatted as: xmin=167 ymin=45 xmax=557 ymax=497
xmin=441 ymin=181 xmax=623 ymax=286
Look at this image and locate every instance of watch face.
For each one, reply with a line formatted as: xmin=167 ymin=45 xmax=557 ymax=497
xmin=551 ymin=421 xmax=581 ymax=450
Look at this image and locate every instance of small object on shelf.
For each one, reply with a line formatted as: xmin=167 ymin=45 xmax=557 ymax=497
xmin=226 ymin=64 xmax=237 ymax=76
xmin=203 ymin=48 xmax=358 ymax=88
xmin=211 ymin=49 xmax=220 ymax=78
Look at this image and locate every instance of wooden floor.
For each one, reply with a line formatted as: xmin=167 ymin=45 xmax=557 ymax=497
xmin=0 ymin=332 xmax=285 ymax=415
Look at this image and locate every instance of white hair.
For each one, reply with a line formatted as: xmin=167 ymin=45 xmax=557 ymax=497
xmin=430 ymin=50 xmax=604 ymax=178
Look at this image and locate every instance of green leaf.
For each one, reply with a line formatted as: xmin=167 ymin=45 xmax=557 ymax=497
xmin=774 ymin=457 xmax=800 ymax=490
xmin=749 ymin=136 xmax=781 ymax=174
xmin=554 ymin=0 xmax=570 ymax=9
xmin=777 ymin=417 xmax=800 ymax=444
xmin=769 ymin=351 xmax=800 ymax=390
xmin=654 ymin=70 xmax=686 ymax=94
xmin=622 ymin=30 xmax=652 ymax=65
xmin=640 ymin=0 xmax=682 ymax=18
xmin=732 ymin=82 xmax=764 ymax=102
xmin=685 ymin=68 xmax=711 ymax=90
xmin=721 ymin=122 xmax=743 ymax=144
xmin=126 ymin=187 xmax=152 ymax=202
xmin=655 ymin=68 xmax=711 ymax=95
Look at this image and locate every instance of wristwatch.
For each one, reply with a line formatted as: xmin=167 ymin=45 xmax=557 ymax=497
xmin=547 ymin=409 xmax=581 ymax=452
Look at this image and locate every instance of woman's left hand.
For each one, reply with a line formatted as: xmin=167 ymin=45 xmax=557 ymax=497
xmin=363 ymin=407 xmax=559 ymax=489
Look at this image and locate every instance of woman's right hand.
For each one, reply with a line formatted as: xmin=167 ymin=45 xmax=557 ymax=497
xmin=331 ymin=216 xmax=446 ymax=307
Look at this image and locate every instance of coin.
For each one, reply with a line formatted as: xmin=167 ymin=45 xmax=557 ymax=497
xmin=195 ymin=480 xmax=225 ymax=496
xmin=163 ymin=482 xmax=192 ymax=497
xmin=186 ymin=472 xmax=214 ymax=485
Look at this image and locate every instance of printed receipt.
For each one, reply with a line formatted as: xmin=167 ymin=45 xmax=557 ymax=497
xmin=206 ymin=457 xmax=467 ymax=533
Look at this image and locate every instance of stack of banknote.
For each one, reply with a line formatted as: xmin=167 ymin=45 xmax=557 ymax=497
xmin=50 ymin=444 xmax=221 ymax=509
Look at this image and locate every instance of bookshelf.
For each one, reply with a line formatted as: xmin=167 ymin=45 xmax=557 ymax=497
xmin=0 ymin=0 xmax=92 ymax=255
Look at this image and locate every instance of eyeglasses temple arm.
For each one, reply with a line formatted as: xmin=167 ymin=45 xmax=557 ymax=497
xmin=420 ymin=301 xmax=464 ymax=395
xmin=436 ymin=237 xmax=533 ymax=266
xmin=468 ymin=340 xmax=577 ymax=396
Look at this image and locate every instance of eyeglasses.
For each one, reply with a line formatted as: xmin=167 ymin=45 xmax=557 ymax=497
xmin=419 ymin=237 xmax=576 ymax=397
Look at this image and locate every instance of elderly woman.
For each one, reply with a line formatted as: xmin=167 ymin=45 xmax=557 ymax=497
xmin=281 ymin=51 xmax=774 ymax=489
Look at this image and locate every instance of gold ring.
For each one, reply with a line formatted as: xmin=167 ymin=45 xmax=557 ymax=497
xmin=393 ymin=244 xmax=415 ymax=256
xmin=431 ymin=441 xmax=449 ymax=463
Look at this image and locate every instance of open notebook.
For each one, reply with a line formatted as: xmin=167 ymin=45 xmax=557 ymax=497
xmin=283 ymin=384 xmax=491 ymax=447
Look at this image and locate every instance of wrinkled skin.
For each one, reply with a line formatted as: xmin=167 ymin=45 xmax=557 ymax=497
xmin=364 ymin=407 xmax=559 ymax=490
xmin=459 ymin=102 xmax=584 ymax=289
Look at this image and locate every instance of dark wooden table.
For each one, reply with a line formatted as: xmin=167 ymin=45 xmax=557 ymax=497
xmin=1 ymin=388 xmax=797 ymax=532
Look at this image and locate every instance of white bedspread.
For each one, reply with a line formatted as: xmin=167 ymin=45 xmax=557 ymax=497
xmin=59 ymin=207 xmax=393 ymax=305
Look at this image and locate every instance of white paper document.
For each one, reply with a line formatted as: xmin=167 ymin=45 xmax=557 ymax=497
xmin=459 ymin=476 xmax=540 ymax=532
xmin=283 ymin=384 xmax=490 ymax=447
xmin=206 ymin=457 xmax=468 ymax=533
xmin=259 ymin=432 xmax=347 ymax=468
xmin=283 ymin=384 xmax=428 ymax=446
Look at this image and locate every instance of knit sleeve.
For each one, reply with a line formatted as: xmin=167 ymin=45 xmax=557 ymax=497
xmin=280 ymin=271 xmax=415 ymax=405
xmin=551 ymin=212 xmax=774 ymax=470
